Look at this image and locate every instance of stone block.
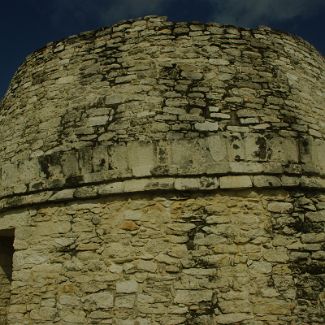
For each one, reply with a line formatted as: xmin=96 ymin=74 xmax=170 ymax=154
xmin=301 ymin=176 xmax=325 ymax=188
xmin=144 ymin=178 xmax=175 ymax=190
xmin=116 ymin=280 xmax=138 ymax=293
xmin=194 ymin=121 xmax=219 ymax=131
xmin=56 ymin=76 xmax=75 ymax=84
xmin=219 ymin=176 xmax=252 ymax=189
xmin=74 ymin=186 xmax=98 ymax=198
xmin=30 ymin=307 xmax=57 ymax=321
xmin=61 ymin=151 xmax=79 ymax=178
xmin=127 ymin=142 xmax=155 ymax=177
xmin=124 ymin=179 xmax=151 ymax=192
xmin=98 ymin=182 xmax=124 ymax=194
xmin=86 ymin=116 xmax=108 ymax=127
xmin=207 ymin=135 xmax=228 ymax=162
xmin=174 ymin=178 xmax=200 ymax=190
xmin=136 ymin=260 xmax=157 ymax=273
xmin=119 ymin=220 xmax=139 ymax=231
xmin=212 ymin=113 xmax=231 ymax=119
xmin=22 ymin=192 xmax=53 ymax=206
xmin=84 ymin=292 xmax=114 ymax=309
xmin=200 ymin=177 xmax=219 ymax=190
xmin=60 ymin=310 xmax=86 ymax=323
xmin=249 ymin=261 xmax=272 ymax=273
xmin=301 ymin=233 xmax=325 ymax=243
xmin=263 ymin=249 xmax=289 ymax=262
xmin=269 ymin=137 xmax=299 ymax=163
xmin=253 ymin=301 xmax=292 ymax=315
xmin=115 ymin=295 xmax=135 ymax=308
xmin=281 ymin=176 xmax=300 ymax=187
xmin=252 ymin=175 xmax=281 ymax=187
xmin=105 ymin=94 xmax=124 ymax=105
xmin=214 ymin=313 xmax=253 ymax=324
xmin=306 ymin=211 xmax=325 ymax=222
xmin=267 ymin=202 xmax=293 ymax=213
xmin=174 ymin=290 xmax=212 ymax=304
xmin=58 ymin=294 xmax=80 ymax=306
xmin=49 ymin=189 xmax=75 ymax=201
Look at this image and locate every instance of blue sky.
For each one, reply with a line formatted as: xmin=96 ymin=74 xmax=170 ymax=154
xmin=1 ymin=0 xmax=324 ymax=98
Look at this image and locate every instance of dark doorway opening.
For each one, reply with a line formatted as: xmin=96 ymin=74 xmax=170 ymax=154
xmin=0 ymin=229 xmax=14 ymax=325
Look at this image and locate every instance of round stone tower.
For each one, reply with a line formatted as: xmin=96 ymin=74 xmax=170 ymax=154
xmin=0 ymin=16 xmax=324 ymax=324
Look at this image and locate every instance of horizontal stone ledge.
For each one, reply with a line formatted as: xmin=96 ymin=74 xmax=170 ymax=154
xmin=0 ymin=175 xmax=324 ymax=211
xmin=1 ymin=133 xmax=324 ymax=200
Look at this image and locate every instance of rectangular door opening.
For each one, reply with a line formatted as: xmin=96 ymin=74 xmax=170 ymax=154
xmin=0 ymin=229 xmax=15 ymax=325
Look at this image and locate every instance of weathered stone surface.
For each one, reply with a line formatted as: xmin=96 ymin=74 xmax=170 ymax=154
xmin=174 ymin=178 xmax=201 ymax=190
xmin=301 ymin=233 xmax=325 ymax=243
xmin=219 ymin=176 xmax=252 ymax=189
xmin=115 ymin=294 xmax=135 ymax=308
xmin=253 ymin=175 xmax=281 ymax=187
xmin=84 ymin=292 xmax=114 ymax=309
xmin=116 ymin=280 xmax=138 ymax=293
xmin=174 ymin=290 xmax=213 ymax=304
xmin=0 ymin=15 xmax=324 ymax=325
xmin=119 ymin=220 xmax=139 ymax=231
xmin=0 ymin=190 xmax=324 ymax=323
xmin=267 ymin=201 xmax=293 ymax=213
xmin=194 ymin=121 xmax=219 ymax=131
xmin=214 ymin=313 xmax=253 ymax=324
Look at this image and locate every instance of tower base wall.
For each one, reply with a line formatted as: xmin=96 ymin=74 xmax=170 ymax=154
xmin=1 ymin=189 xmax=324 ymax=324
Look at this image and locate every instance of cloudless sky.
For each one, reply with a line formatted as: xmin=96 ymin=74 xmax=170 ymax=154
xmin=1 ymin=0 xmax=324 ymax=98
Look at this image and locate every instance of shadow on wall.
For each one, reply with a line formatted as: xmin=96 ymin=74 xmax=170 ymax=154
xmin=0 ymin=229 xmax=14 ymax=325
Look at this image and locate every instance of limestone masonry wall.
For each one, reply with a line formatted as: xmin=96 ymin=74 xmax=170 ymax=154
xmin=0 ymin=16 xmax=324 ymax=324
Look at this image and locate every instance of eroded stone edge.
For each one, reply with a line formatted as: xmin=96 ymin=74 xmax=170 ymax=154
xmin=0 ymin=174 xmax=324 ymax=211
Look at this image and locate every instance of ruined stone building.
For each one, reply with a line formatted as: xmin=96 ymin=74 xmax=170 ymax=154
xmin=0 ymin=16 xmax=324 ymax=324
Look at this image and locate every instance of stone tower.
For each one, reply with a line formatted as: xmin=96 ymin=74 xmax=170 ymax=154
xmin=0 ymin=16 xmax=324 ymax=324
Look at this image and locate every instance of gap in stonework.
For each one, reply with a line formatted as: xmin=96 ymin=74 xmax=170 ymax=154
xmin=0 ymin=229 xmax=15 ymax=325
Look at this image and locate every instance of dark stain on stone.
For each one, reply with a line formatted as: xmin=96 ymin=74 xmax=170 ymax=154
xmin=30 ymin=182 xmax=43 ymax=191
xmin=255 ymin=136 xmax=269 ymax=160
xmin=186 ymin=228 xmax=196 ymax=250
xmin=290 ymin=219 xmax=312 ymax=233
xmin=99 ymin=159 xmax=106 ymax=168
xmin=303 ymin=264 xmax=325 ymax=275
xmin=300 ymin=137 xmax=310 ymax=155
xmin=7 ymin=196 xmax=23 ymax=207
xmin=38 ymin=156 xmax=51 ymax=179
xmin=160 ymin=64 xmax=180 ymax=79
xmin=283 ymin=115 xmax=297 ymax=124
xmin=150 ymin=165 xmax=169 ymax=175
xmin=38 ymin=153 xmax=62 ymax=179
xmin=230 ymin=111 xmax=240 ymax=126
xmin=65 ymin=175 xmax=84 ymax=187
xmin=157 ymin=146 xmax=167 ymax=164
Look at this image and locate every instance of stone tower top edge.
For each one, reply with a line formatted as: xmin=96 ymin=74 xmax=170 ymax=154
xmin=0 ymin=15 xmax=324 ymax=210
xmin=1 ymin=15 xmax=323 ymax=102
xmin=5 ymin=15 xmax=324 ymax=75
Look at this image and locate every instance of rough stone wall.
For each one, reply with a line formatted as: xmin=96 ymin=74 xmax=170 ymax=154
xmin=0 ymin=16 xmax=324 ymax=202
xmin=0 ymin=15 xmax=324 ymax=325
xmin=0 ymin=191 xmax=324 ymax=324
